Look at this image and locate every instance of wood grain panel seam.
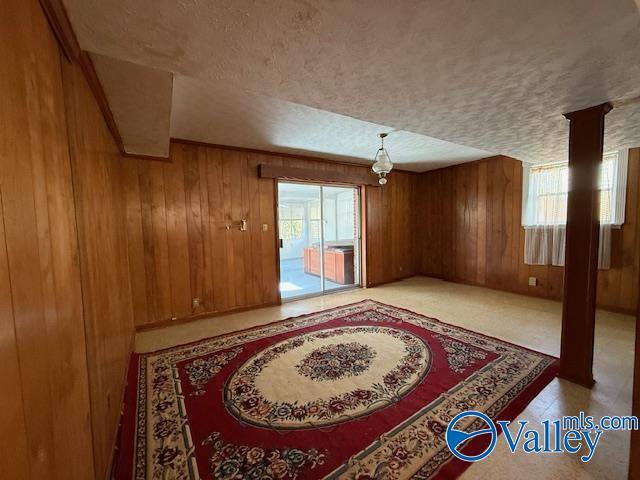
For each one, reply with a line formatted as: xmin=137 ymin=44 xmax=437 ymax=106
xmin=0 ymin=185 xmax=33 ymax=478
xmin=59 ymin=53 xmax=101 ymax=477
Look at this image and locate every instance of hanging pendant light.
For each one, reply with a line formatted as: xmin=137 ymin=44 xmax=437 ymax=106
xmin=372 ymin=133 xmax=393 ymax=185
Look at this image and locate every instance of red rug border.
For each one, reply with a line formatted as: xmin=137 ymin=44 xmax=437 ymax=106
xmin=433 ymin=351 xmax=559 ymax=478
xmin=113 ymin=299 xmax=559 ymax=480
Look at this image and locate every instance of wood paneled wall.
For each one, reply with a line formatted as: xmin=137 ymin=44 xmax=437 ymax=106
xmin=124 ymin=142 xmax=418 ymax=327
xmin=418 ymin=152 xmax=640 ymax=313
xmin=62 ymin=57 xmax=136 ymax=477
xmin=1 ymin=0 xmax=136 ymax=478
xmin=0 ymin=0 xmax=94 ymax=477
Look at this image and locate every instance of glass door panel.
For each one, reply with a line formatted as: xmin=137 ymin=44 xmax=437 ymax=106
xmin=278 ymin=182 xmax=322 ymax=299
xmin=278 ymin=181 xmax=361 ymax=301
xmin=321 ymin=186 xmax=360 ymax=292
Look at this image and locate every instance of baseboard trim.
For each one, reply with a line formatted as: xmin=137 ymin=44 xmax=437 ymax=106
xmin=135 ymin=301 xmax=282 ymax=332
xmin=418 ymin=273 xmax=635 ymax=316
xmin=366 ymin=274 xmax=416 ymax=288
xmin=106 ymin=331 xmax=136 ymax=480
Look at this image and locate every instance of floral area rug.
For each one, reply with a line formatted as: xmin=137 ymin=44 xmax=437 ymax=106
xmin=114 ymin=300 xmax=558 ymax=479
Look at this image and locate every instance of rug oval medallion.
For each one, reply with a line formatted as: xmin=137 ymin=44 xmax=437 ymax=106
xmin=224 ymin=325 xmax=431 ymax=429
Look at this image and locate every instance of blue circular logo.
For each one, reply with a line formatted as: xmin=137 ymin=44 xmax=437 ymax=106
xmin=445 ymin=410 xmax=497 ymax=462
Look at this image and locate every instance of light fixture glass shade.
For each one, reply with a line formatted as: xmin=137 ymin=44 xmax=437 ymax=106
xmin=372 ymin=148 xmax=393 ymax=175
xmin=372 ymin=133 xmax=393 ymax=185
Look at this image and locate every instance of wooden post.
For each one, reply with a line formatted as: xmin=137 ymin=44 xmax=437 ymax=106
xmin=630 ymin=281 xmax=640 ymax=479
xmin=559 ymin=103 xmax=611 ymax=387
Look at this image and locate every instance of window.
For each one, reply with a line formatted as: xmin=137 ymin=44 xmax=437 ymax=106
xmin=279 ymin=203 xmax=305 ymax=241
xmin=522 ymin=151 xmax=627 ymax=228
xmin=308 ymin=203 xmax=321 ymax=243
xmin=522 ymin=150 xmax=628 ymax=269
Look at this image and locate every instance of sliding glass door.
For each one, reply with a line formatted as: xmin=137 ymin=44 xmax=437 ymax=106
xmin=278 ymin=181 xmax=361 ymax=300
xmin=321 ymin=186 xmax=360 ymax=293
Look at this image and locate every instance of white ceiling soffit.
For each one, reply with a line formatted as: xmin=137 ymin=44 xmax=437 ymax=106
xmin=171 ymin=76 xmax=492 ymax=172
xmin=90 ymin=53 xmax=173 ymax=157
xmin=64 ymin=0 xmax=640 ymax=166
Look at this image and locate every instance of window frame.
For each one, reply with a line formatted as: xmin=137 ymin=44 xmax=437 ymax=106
xmin=522 ymin=150 xmax=628 ymax=229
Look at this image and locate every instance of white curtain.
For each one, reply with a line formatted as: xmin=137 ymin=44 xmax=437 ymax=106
xmin=523 ymin=150 xmax=628 ymax=269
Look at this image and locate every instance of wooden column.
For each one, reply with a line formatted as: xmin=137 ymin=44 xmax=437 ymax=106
xmin=630 ymin=284 xmax=640 ymax=479
xmin=559 ymin=103 xmax=611 ymax=387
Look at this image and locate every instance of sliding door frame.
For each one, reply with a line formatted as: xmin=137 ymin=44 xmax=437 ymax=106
xmin=275 ymin=179 xmax=363 ymax=303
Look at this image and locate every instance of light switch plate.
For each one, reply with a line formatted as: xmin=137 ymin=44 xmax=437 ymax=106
xmin=528 ymin=277 xmax=537 ymax=286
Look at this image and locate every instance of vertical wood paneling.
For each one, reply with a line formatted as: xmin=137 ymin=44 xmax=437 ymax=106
xmin=198 ymin=150 xmax=214 ymax=312
xmin=126 ymin=143 xmax=418 ymax=327
xmin=455 ymin=163 xmax=478 ymax=281
xmin=150 ymin=164 xmax=172 ymax=320
xmin=138 ymin=165 xmax=160 ymax=322
xmin=0 ymin=188 xmax=30 ymax=480
xmin=476 ymin=161 xmax=488 ymax=284
xmin=247 ymin=155 xmax=265 ymax=306
xmin=0 ymin=0 xmax=95 ymax=478
xmin=205 ymin=148 xmax=230 ymax=312
xmin=62 ymin=56 xmax=136 ymax=477
xmin=2 ymin=0 xmax=142 ymax=477
xmin=167 ymin=155 xmax=192 ymax=318
xmin=124 ymin=161 xmax=150 ymax=325
xmin=259 ymin=155 xmax=279 ymax=305
xmin=419 ymin=153 xmax=640 ymax=313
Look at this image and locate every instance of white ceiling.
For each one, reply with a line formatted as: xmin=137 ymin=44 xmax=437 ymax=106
xmin=90 ymin=53 xmax=173 ymax=157
xmin=171 ymin=76 xmax=491 ymax=171
xmin=63 ymin=0 xmax=640 ymax=170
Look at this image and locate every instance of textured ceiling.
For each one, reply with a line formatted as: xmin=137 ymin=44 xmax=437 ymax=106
xmin=90 ymin=53 xmax=173 ymax=156
xmin=171 ymin=76 xmax=491 ymax=172
xmin=64 ymin=0 xmax=640 ymax=168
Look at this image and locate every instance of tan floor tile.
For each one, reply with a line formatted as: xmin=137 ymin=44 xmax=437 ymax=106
xmin=135 ymin=276 xmax=636 ymax=479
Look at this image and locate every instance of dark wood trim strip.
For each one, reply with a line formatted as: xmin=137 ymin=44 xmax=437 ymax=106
xmin=39 ymin=0 xmax=81 ymax=62
xmin=77 ymin=52 xmax=127 ymax=156
xmin=171 ymin=138 xmax=417 ymax=174
xmin=259 ymin=164 xmax=381 ymax=187
xmin=37 ymin=0 xmax=132 ymax=158
xmin=122 ymin=152 xmax=170 ymax=163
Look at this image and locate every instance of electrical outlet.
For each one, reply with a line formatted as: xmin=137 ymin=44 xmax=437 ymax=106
xmin=262 ymin=223 xmax=268 ymax=232
xmin=192 ymin=297 xmax=201 ymax=308
xmin=528 ymin=276 xmax=537 ymax=287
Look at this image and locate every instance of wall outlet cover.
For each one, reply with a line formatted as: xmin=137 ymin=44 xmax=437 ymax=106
xmin=528 ymin=277 xmax=537 ymax=286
